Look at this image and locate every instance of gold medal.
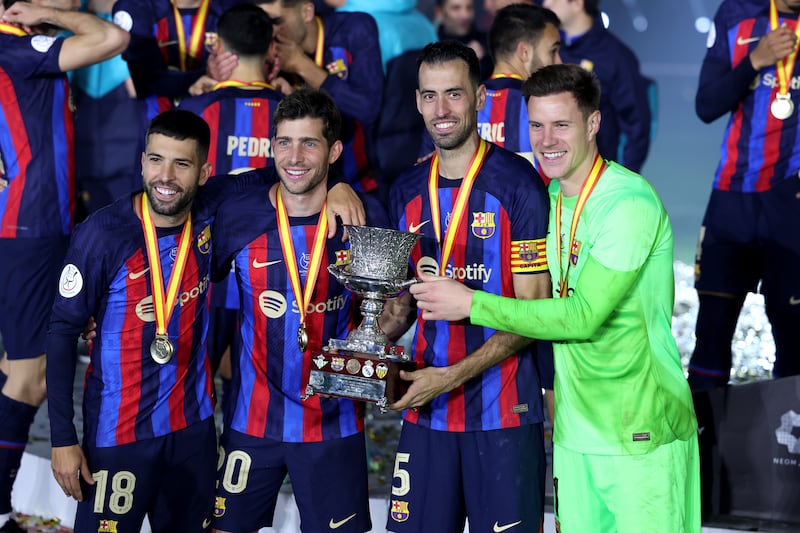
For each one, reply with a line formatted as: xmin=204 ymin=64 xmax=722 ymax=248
xmin=150 ymin=334 xmax=174 ymax=364
xmin=771 ymin=94 xmax=795 ymax=120
xmin=297 ymin=324 xmax=308 ymax=352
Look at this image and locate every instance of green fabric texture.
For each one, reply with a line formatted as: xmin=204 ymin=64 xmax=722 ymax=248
xmin=471 ymin=161 xmax=697 ymax=455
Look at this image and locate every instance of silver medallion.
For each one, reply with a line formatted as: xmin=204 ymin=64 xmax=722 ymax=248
xmin=297 ymin=324 xmax=308 ymax=352
xmin=150 ymin=334 xmax=174 ymax=364
xmin=771 ymin=94 xmax=794 ymax=120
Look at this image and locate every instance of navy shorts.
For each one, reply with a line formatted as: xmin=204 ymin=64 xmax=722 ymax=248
xmin=387 ymin=422 xmax=545 ymax=533
xmin=214 ymin=429 xmax=371 ymax=532
xmin=695 ymin=180 xmax=800 ymax=311
xmin=74 ymin=418 xmax=217 ymax=533
xmin=0 ymin=236 xmax=68 ymax=358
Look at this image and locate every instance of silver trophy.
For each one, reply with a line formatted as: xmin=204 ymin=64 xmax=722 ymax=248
xmin=304 ymin=225 xmax=420 ymax=410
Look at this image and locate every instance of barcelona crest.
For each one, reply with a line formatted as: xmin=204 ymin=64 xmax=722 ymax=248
xmin=471 ymin=211 xmax=496 ymax=239
xmin=391 ymin=500 xmax=410 ymax=522
xmin=214 ymin=496 xmax=227 ymax=517
xmin=570 ymin=240 xmax=582 ymax=266
xmin=197 ymin=225 xmax=212 ymax=254
xmin=98 ymin=519 xmax=118 ymax=533
xmin=335 ymin=248 xmax=351 ymax=266
xmin=517 ymin=241 xmax=539 ymax=262
xmin=326 ymin=47 xmax=351 ymax=79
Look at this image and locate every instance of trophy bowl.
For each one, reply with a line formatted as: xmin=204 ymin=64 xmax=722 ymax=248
xmin=304 ymin=225 xmax=421 ymax=410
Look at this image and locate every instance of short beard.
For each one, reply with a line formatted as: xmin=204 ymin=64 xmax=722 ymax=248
xmin=144 ymin=182 xmax=197 ymax=220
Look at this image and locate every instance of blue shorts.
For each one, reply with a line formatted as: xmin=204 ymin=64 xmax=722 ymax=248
xmin=0 ymin=236 xmax=68 ymax=358
xmin=695 ymin=181 xmax=800 ymax=311
xmin=74 ymin=418 xmax=217 ymax=533
xmin=214 ymin=429 xmax=371 ymax=532
xmin=387 ymin=422 xmax=545 ymax=533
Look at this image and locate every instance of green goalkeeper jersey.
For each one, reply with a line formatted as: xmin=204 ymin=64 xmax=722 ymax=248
xmin=472 ymin=161 xmax=697 ymax=455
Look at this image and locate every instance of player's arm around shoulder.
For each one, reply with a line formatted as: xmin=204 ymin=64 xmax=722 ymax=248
xmin=1 ymin=2 xmax=130 ymax=71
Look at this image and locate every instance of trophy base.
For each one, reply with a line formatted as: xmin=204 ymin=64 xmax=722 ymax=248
xmin=304 ymin=349 xmax=416 ymax=411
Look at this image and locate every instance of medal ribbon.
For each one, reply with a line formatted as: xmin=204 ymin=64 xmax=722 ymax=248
xmin=275 ymin=187 xmax=328 ymax=339
xmin=140 ymin=194 xmax=194 ymax=336
xmin=554 ymin=154 xmax=605 ymax=298
xmin=427 ymin=139 xmax=489 ymax=275
xmin=488 ymin=73 xmax=524 ymax=81
xmin=171 ymin=0 xmax=210 ymax=71
xmin=211 ymin=80 xmax=275 ymax=91
xmin=769 ymin=0 xmax=800 ymax=99
xmin=313 ymin=16 xmax=325 ymax=67
xmin=0 ymin=23 xmax=28 ymax=36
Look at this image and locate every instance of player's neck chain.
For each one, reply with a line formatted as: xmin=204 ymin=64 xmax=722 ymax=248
xmin=554 ymin=153 xmax=605 ymax=297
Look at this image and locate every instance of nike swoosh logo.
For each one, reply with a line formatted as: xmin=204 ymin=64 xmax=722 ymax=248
xmin=790 ymin=296 xmax=800 ymax=305
xmin=408 ymin=220 xmax=430 ymax=233
xmin=493 ymin=520 xmax=522 ymax=532
xmin=128 ymin=267 xmax=150 ymax=280
xmin=329 ymin=513 xmax=357 ymax=529
xmin=252 ymin=258 xmax=283 ymax=269
xmin=202 ymin=518 xmax=212 ymax=529
xmin=736 ymin=36 xmax=760 ymax=46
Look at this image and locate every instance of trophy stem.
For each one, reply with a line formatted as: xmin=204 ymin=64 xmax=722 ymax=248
xmin=348 ymin=297 xmax=388 ymax=346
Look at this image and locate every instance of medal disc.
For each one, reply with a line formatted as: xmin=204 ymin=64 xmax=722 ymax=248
xmin=150 ymin=335 xmax=174 ymax=364
xmin=771 ymin=95 xmax=794 ymax=120
xmin=297 ymin=324 xmax=308 ymax=352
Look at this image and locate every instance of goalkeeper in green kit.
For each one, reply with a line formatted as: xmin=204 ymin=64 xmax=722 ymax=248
xmin=408 ymin=64 xmax=701 ymax=533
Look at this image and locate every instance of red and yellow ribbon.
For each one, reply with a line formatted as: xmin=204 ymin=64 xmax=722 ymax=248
xmin=488 ymin=73 xmax=524 ymax=81
xmin=275 ymin=187 xmax=328 ymax=345
xmin=554 ymin=154 xmax=605 ymax=298
xmin=769 ymin=0 xmax=800 ymax=99
xmin=313 ymin=16 xmax=325 ymax=67
xmin=427 ymin=139 xmax=490 ymax=275
xmin=0 ymin=23 xmax=27 ymax=37
xmin=172 ymin=0 xmax=210 ymax=71
xmin=211 ymin=80 xmax=275 ymax=91
xmin=140 ymin=193 xmax=193 ymax=336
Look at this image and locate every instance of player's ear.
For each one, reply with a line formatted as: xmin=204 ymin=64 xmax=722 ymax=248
xmin=199 ymin=162 xmax=213 ymax=186
xmin=328 ymin=139 xmax=343 ymax=165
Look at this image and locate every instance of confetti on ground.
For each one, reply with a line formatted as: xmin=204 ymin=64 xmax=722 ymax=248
xmin=13 ymin=514 xmax=72 ymax=533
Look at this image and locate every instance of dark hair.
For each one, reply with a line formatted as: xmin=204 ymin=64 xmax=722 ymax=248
xmin=217 ymin=4 xmax=273 ymax=57
xmin=3 ymin=0 xmax=25 ymax=9
xmin=488 ymin=4 xmax=559 ymax=62
xmin=584 ymin=0 xmax=600 ymax=17
xmin=248 ymin=0 xmax=308 ymax=7
xmin=146 ymin=109 xmax=211 ymax=161
xmin=417 ymin=40 xmax=481 ymax=89
xmin=522 ymin=63 xmax=600 ymax=118
xmin=273 ymin=88 xmax=341 ymax=146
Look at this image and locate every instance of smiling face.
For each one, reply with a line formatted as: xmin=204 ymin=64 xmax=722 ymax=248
xmin=141 ymin=133 xmax=210 ymax=224
xmin=416 ymin=59 xmax=485 ymax=152
xmin=272 ymin=116 xmax=342 ymax=197
xmin=528 ymin=91 xmax=600 ymax=194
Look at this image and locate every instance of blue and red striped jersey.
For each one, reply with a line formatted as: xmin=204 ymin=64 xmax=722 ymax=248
xmin=180 ymin=85 xmax=283 ymax=176
xmin=478 ymin=76 xmax=534 ymax=165
xmin=317 ymin=12 xmax=383 ymax=191
xmin=698 ymin=0 xmax=800 ymax=192
xmin=180 ymin=85 xmax=283 ymax=311
xmin=0 ymin=30 xmax=74 ymax=239
xmin=212 ymin=182 xmax=366 ymax=442
xmin=389 ymin=144 xmax=549 ymax=432
xmin=48 ymin=196 xmax=216 ymax=448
